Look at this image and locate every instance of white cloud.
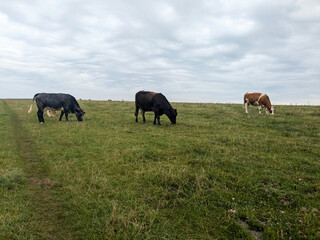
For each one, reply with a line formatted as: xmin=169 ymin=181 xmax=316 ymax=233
xmin=292 ymin=0 xmax=320 ymax=21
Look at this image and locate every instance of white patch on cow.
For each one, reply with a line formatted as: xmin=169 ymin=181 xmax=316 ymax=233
xmin=245 ymin=101 xmax=249 ymax=113
xmin=256 ymin=93 xmax=265 ymax=105
xmin=259 ymin=106 xmax=262 ymax=114
xmin=258 ymin=94 xmax=266 ymax=100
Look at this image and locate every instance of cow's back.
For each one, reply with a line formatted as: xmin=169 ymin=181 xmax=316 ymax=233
xmin=153 ymin=93 xmax=171 ymax=108
xmin=245 ymin=92 xmax=262 ymax=104
xmin=36 ymin=93 xmax=78 ymax=110
xmin=135 ymin=91 xmax=157 ymax=110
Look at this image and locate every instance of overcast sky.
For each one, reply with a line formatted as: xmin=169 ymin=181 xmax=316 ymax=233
xmin=0 ymin=0 xmax=319 ymax=104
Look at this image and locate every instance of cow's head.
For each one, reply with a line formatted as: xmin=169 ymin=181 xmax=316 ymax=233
xmin=266 ymin=106 xmax=274 ymax=115
xmin=75 ymin=108 xmax=85 ymax=121
xmin=167 ymin=108 xmax=177 ymax=124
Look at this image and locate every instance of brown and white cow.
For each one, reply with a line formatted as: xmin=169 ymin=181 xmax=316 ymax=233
xmin=244 ymin=92 xmax=274 ymax=115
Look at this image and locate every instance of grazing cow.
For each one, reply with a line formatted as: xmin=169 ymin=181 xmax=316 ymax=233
xmin=244 ymin=92 xmax=274 ymax=115
xmin=135 ymin=91 xmax=177 ymax=125
xmin=28 ymin=93 xmax=85 ymax=123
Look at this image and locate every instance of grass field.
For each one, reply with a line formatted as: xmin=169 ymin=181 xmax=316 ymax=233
xmin=0 ymin=99 xmax=319 ymax=239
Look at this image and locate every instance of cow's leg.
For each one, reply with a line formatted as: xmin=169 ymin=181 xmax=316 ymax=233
xmin=153 ymin=114 xmax=157 ymax=125
xmin=153 ymin=110 xmax=161 ymax=125
xmin=59 ymin=111 xmax=65 ymax=121
xmin=65 ymin=112 xmax=69 ymax=121
xmin=259 ymin=105 xmax=262 ymax=114
xmin=142 ymin=110 xmax=146 ymax=123
xmin=245 ymin=102 xmax=249 ymax=114
xmin=135 ymin=106 xmax=139 ymax=122
xmin=37 ymin=109 xmax=44 ymax=123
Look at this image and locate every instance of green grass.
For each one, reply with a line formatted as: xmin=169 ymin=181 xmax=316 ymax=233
xmin=0 ymin=99 xmax=319 ymax=239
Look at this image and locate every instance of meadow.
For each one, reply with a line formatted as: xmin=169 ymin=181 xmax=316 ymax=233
xmin=0 ymin=99 xmax=319 ymax=239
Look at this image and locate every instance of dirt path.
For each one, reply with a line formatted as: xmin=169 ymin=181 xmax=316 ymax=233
xmin=3 ymin=100 xmax=72 ymax=239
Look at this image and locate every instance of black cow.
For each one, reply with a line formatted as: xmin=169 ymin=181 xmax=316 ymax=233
xmin=28 ymin=93 xmax=85 ymax=123
xmin=135 ymin=91 xmax=177 ymax=125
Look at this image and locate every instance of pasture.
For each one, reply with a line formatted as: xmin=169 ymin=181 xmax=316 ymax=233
xmin=0 ymin=99 xmax=319 ymax=239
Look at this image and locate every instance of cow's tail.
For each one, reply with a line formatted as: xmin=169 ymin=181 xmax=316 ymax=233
xmin=28 ymin=93 xmax=39 ymax=114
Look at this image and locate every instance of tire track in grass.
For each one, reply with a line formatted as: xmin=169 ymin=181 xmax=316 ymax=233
xmin=2 ymin=100 xmax=72 ymax=239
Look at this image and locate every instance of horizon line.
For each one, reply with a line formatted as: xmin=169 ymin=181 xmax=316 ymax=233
xmin=1 ymin=98 xmax=319 ymax=106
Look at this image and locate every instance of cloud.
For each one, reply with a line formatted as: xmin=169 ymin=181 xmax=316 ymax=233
xmin=0 ymin=0 xmax=319 ymax=105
